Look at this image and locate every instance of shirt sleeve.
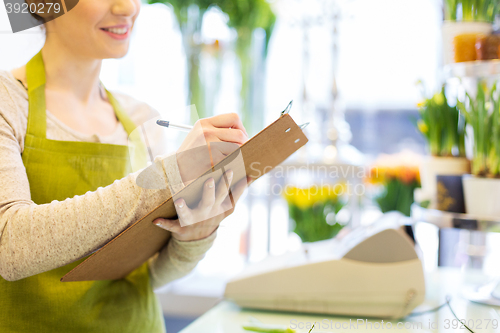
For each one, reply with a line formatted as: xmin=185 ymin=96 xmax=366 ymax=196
xmin=116 ymin=96 xmax=216 ymax=289
xmin=0 ymin=80 xmax=189 ymax=282
xmin=148 ymin=229 xmax=217 ymax=290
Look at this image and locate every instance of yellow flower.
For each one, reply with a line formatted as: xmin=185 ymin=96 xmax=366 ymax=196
xmin=330 ymin=182 xmax=347 ymax=199
xmin=283 ymin=183 xmax=346 ymax=209
xmin=366 ymin=166 xmax=387 ymax=185
xmin=432 ymin=92 xmax=444 ymax=106
xmin=283 ymin=186 xmax=312 ymax=209
xmin=416 ymin=100 xmax=425 ymax=108
xmin=417 ymin=120 xmax=429 ymax=134
xmin=481 ymin=81 xmax=488 ymax=95
xmin=282 ymin=186 xmax=298 ymax=205
xmin=318 ymin=184 xmax=343 ymax=202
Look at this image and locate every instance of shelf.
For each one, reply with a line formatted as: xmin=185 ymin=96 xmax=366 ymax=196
xmin=411 ymin=203 xmax=500 ymax=232
xmin=444 ymin=60 xmax=500 ymax=79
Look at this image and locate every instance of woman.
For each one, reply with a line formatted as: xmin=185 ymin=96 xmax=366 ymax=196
xmin=0 ymin=0 xmax=248 ymax=332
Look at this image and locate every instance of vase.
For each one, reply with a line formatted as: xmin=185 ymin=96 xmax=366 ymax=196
xmin=462 ymin=175 xmax=500 ymax=219
xmin=418 ymin=156 xmax=470 ymax=209
xmin=442 ymin=21 xmax=493 ymax=65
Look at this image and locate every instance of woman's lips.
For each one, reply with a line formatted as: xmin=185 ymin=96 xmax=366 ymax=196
xmin=100 ymin=26 xmax=131 ymax=40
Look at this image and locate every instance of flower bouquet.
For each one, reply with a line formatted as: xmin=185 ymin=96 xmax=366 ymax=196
xmin=367 ymin=151 xmax=421 ymax=216
xmin=283 ymin=183 xmax=347 ymax=243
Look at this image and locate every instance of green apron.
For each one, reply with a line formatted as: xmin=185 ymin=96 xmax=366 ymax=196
xmin=0 ymin=51 xmax=165 ymax=333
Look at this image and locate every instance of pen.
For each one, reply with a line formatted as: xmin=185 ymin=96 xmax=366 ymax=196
xmin=156 ymin=120 xmax=193 ymax=132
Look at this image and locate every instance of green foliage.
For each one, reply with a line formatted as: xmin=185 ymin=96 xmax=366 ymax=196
xmin=242 ymin=325 xmax=296 ymax=333
xmin=416 ymin=83 xmax=466 ymax=157
xmin=375 ymin=178 xmax=420 ymax=217
xmin=444 ymin=0 xmax=500 ymax=23
xmin=216 ymin=0 xmax=276 ymax=134
xmin=147 ymin=0 xmax=275 ymax=53
xmin=217 ymin=0 xmax=276 ymax=54
xmin=457 ymin=81 xmax=500 ymax=177
xmin=289 ymin=200 xmax=345 ymax=243
xmin=146 ymin=0 xmax=276 ymax=131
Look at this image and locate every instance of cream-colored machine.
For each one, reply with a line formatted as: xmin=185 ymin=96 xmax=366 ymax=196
xmin=224 ymin=216 xmax=425 ymax=319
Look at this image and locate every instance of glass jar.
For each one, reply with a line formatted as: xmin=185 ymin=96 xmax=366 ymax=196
xmin=476 ymin=34 xmax=500 ymax=60
xmin=453 ymin=33 xmax=480 ymax=62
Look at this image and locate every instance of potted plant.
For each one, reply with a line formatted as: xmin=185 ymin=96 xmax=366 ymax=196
xmin=458 ymin=81 xmax=500 ymax=218
xmin=282 ymin=183 xmax=347 ymax=243
xmin=366 ymin=151 xmax=422 ymax=216
xmin=442 ymin=0 xmax=498 ymax=64
xmin=415 ymin=82 xmax=470 ymax=208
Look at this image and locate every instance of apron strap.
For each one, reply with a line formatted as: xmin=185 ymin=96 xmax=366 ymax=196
xmin=103 ymin=87 xmax=137 ymax=136
xmin=26 ymin=51 xmax=47 ymax=138
xmin=25 ymin=52 xmax=139 ymax=140
xmin=24 ymin=51 xmax=148 ymax=168
xmin=103 ymin=86 xmax=149 ymax=169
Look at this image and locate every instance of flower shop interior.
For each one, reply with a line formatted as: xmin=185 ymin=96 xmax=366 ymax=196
xmin=2 ymin=0 xmax=500 ymax=332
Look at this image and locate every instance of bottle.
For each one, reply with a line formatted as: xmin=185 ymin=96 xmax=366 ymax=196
xmin=453 ymin=33 xmax=479 ymax=62
xmin=476 ymin=34 xmax=500 ymax=60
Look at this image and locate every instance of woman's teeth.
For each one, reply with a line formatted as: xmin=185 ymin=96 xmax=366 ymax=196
xmin=102 ymin=27 xmax=128 ymax=35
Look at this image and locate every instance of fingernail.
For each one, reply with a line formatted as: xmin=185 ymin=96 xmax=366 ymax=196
xmin=153 ymin=219 xmax=162 ymax=226
xmin=207 ymin=178 xmax=215 ymax=188
xmin=175 ymin=200 xmax=185 ymax=208
xmin=227 ymin=170 xmax=233 ymax=181
xmin=154 ymin=219 xmax=170 ymax=231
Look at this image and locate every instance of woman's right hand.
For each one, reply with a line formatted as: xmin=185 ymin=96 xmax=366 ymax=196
xmin=175 ymin=113 xmax=248 ymax=184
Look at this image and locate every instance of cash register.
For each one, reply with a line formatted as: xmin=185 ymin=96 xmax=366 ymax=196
xmin=224 ymin=214 xmax=425 ymax=319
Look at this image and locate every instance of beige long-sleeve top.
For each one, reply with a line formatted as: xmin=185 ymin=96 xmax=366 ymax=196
xmin=0 ymin=70 xmax=216 ymax=289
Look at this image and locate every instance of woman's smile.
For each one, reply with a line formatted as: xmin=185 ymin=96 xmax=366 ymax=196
xmin=100 ymin=24 xmax=131 ymax=40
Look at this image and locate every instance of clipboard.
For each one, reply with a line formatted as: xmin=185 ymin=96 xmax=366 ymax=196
xmin=61 ymin=112 xmax=308 ymax=282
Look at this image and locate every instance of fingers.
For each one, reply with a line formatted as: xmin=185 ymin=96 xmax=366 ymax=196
xmin=156 ymin=170 xmax=240 ymax=231
xmin=153 ymin=218 xmax=182 ymax=233
xmin=210 ymin=141 xmax=240 ymax=156
xmin=212 ymin=128 xmax=248 ymax=145
xmin=208 ymin=113 xmax=248 ymax=136
xmin=222 ymin=177 xmax=247 ymax=211
xmin=209 ymin=142 xmax=241 ymax=167
xmin=198 ymin=178 xmax=216 ymax=211
xmin=246 ymin=176 xmax=255 ymax=185
xmin=174 ymin=198 xmax=193 ymax=226
xmin=232 ymin=178 xmax=248 ymax=202
xmin=215 ymin=170 xmax=233 ymax=205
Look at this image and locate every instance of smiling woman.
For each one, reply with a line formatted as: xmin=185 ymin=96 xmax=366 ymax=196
xmin=0 ymin=0 xmax=248 ymax=332
xmin=33 ymin=0 xmax=139 ymax=58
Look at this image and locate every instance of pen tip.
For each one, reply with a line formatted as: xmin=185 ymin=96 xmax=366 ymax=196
xmin=156 ymin=120 xmax=169 ymax=127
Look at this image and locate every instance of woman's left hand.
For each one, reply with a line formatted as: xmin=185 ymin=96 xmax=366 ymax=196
xmin=153 ymin=170 xmax=249 ymax=241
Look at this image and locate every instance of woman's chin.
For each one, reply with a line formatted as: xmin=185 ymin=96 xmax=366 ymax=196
xmin=102 ymin=48 xmax=130 ymax=60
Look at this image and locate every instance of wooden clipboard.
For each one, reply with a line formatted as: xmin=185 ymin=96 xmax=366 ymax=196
xmin=61 ymin=114 xmax=308 ymax=282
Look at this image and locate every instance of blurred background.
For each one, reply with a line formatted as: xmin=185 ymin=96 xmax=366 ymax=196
xmin=4 ymin=0 xmax=500 ymax=331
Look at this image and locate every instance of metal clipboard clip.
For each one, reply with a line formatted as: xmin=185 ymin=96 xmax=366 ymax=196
xmin=280 ymin=100 xmax=293 ymax=116
xmin=280 ymin=100 xmax=310 ymax=130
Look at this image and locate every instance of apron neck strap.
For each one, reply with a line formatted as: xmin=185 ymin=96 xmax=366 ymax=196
xmin=103 ymin=87 xmax=137 ymax=136
xmin=25 ymin=51 xmax=138 ymax=138
xmin=26 ymin=51 xmax=47 ymax=138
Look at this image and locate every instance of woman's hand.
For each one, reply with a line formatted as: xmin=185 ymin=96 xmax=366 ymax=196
xmin=175 ymin=113 xmax=248 ymax=185
xmin=153 ymin=171 xmax=249 ymax=241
